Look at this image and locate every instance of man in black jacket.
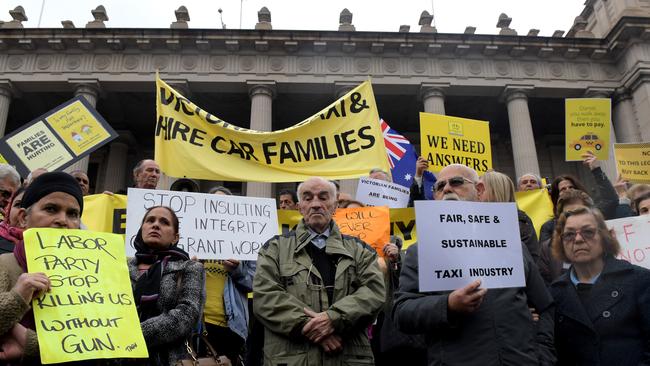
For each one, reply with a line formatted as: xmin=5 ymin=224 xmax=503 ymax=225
xmin=393 ymin=163 xmax=556 ymax=366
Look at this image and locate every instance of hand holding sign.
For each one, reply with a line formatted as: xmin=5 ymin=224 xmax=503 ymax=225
xmin=13 ymin=272 xmax=51 ymax=303
xmin=582 ymin=151 xmax=600 ymax=171
xmin=448 ymin=279 xmax=487 ymax=313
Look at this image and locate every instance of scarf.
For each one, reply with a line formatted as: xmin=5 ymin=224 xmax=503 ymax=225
xmin=0 ymin=191 xmax=25 ymax=247
xmin=132 ymin=229 xmax=189 ymax=322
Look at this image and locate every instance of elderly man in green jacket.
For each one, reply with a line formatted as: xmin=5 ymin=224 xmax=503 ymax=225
xmin=253 ymin=177 xmax=385 ymax=366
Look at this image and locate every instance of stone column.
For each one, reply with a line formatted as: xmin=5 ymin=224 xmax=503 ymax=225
xmin=65 ymin=82 xmax=100 ymax=174
xmin=246 ymin=82 xmax=275 ymax=198
xmin=333 ymin=83 xmax=359 ymax=198
xmin=504 ymin=87 xmax=541 ymax=179
xmin=421 ymin=83 xmax=448 ymax=115
xmin=0 ymin=81 xmax=15 ymax=137
xmin=586 ymin=88 xmax=617 ymax=181
xmin=102 ymin=139 xmax=129 ymax=192
xmin=613 ymin=90 xmax=642 ymax=143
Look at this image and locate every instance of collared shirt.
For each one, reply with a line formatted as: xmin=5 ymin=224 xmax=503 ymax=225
xmin=569 ymin=268 xmax=601 ymax=286
xmin=306 ymin=226 xmax=331 ymax=249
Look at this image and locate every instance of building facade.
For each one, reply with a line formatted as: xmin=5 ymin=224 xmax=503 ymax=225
xmin=0 ymin=0 xmax=649 ymax=197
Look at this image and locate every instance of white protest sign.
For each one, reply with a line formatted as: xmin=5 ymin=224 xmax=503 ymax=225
xmin=607 ymin=215 xmax=650 ymax=269
xmin=355 ymin=177 xmax=410 ymax=208
xmin=415 ymin=200 xmax=526 ymax=292
xmin=125 ymin=188 xmax=278 ymax=260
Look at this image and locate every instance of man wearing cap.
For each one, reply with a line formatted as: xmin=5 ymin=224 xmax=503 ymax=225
xmin=0 ymin=172 xmax=84 ymax=363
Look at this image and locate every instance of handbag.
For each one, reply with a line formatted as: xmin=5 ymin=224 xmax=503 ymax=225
xmin=176 ymin=332 xmax=233 ymax=366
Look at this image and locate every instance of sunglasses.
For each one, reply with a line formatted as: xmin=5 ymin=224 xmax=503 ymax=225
xmin=561 ymin=227 xmax=597 ymax=244
xmin=434 ymin=176 xmax=474 ymax=192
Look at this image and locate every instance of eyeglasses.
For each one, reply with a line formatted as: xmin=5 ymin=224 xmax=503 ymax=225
xmin=434 ymin=176 xmax=475 ymax=192
xmin=305 ymin=263 xmax=334 ymax=292
xmin=561 ymin=227 xmax=598 ymax=244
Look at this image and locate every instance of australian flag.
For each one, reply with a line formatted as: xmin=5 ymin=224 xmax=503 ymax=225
xmin=381 ymin=119 xmax=436 ymax=200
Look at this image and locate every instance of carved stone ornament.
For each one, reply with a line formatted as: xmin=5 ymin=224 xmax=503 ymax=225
xmin=440 ymin=60 xmax=455 ymax=75
xmin=124 ymin=55 xmax=139 ymax=70
xmin=240 ymin=56 xmax=255 ymax=71
xmin=211 ymin=56 xmax=227 ymax=70
xmin=36 ymin=55 xmax=53 ymax=70
xmin=384 ymin=58 xmax=399 ymax=73
xmin=495 ymin=61 xmax=510 ymax=76
xmin=327 ymin=57 xmax=342 ymax=72
xmin=549 ymin=62 xmax=564 ymax=77
xmin=181 ymin=55 xmax=197 ymax=70
xmin=355 ymin=58 xmax=371 ymax=72
xmin=522 ymin=61 xmax=538 ymax=76
xmin=269 ymin=56 xmax=285 ymax=71
xmin=66 ymin=55 xmax=82 ymax=70
xmin=298 ymin=57 xmax=313 ymax=72
xmin=411 ymin=58 xmax=426 ymax=73
xmin=576 ymin=63 xmax=591 ymax=78
xmin=468 ymin=60 xmax=482 ymax=75
xmin=7 ymin=55 xmax=24 ymax=70
xmin=152 ymin=55 xmax=170 ymax=70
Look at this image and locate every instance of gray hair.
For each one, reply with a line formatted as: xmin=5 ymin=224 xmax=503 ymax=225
xmin=517 ymin=173 xmax=542 ymax=187
xmin=297 ymin=177 xmax=337 ymax=202
xmin=209 ymin=186 xmax=233 ymax=195
xmin=0 ymin=164 xmax=21 ymax=187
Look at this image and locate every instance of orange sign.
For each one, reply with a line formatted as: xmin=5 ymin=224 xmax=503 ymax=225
xmin=333 ymin=206 xmax=390 ymax=257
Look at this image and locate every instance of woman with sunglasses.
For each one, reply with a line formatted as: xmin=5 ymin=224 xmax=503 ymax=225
xmin=550 ymin=206 xmax=650 ymax=365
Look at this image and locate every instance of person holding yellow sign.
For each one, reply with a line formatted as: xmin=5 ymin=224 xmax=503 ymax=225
xmin=0 ymin=172 xmax=84 ymax=363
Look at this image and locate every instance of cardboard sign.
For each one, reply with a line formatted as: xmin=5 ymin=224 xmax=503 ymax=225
xmin=0 ymin=97 xmax=117 ymax=177
xmin=333 ymin=206 xmax=390 ymax=256
xmin=125 ymin=189 xmax=278 ymax=260
xmin=81 ymin=194 xmax=128 ymax=236
xmin=614 ymin=142 xmax=650 ymax=183
xmin=356 ymin=177 xmax=410 ymax=208
xmin=565 ymin=98 xmax=611 ymax=161
xmin=607 ymin=215 xmax=650 ymax=269
xmin=389 ymin=207 xmax=417 ymax=250
xmin=515 ymin=188 xmax=554 ymax=238
xmin=25 ymin=228 xmax=148 ymax=364
xmin=420 ymin=112 xmax=492 ymax=175
xmin=415 ymin=201 xmax=526 ymax=292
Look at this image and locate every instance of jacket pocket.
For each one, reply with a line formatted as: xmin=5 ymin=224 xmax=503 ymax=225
xmin=279 ymin=264 xmax=310 ymax=304
xmin=342 ymin=355 xmax=374 ymax=365
xmin=265 ymin=353 xmax=308 ymax=366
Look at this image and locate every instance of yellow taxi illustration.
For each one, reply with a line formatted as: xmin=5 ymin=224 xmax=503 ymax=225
xmin=570 ymin=133 xmax=604 ymax=151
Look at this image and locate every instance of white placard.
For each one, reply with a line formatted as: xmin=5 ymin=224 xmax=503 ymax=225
xmin=355 ymin=177 xmax=410 ymax=208
xmin=607 ymin=215 xmax=650 ymax=269
xmin=415 ymin=200 xmax=526 ymax=292
xmin=125 ymin=188 xmax=278 ymax=260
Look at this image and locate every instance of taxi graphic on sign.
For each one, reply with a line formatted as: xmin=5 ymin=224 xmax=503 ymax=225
xmin=570 ymin=133 xmax=604 ymax=152
xmin=448 ymin=121 xmax=463 ymax=136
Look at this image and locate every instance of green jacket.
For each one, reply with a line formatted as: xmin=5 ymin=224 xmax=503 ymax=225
xmin=253 ymin=220 xmax=385 ymax=366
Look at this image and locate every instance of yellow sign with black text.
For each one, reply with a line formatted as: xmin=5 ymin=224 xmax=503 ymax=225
xmin=515 ymin=188 xmax=554 ymax=238
xmin=565 ymin=98 xmax=611 ymax=161
xmin=25 ymin=228 xmax=148 ymax=364
xmin=419 ymin=113 xmax=492 ymax=174
xmin=81 ymin=194 xmax=128 ymax=236
xmin=155 ymin=76 xmax=390 ymax=182
xmin=614 ymin=142 xmax=650 ymax=183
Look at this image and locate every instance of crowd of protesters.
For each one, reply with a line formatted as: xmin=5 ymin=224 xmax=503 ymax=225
xmin=0 ymin=150 xmax=649 ymax=366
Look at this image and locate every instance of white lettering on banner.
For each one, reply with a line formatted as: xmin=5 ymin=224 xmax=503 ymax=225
xmin=607 ymin=215 xmax=650 ymax=269
xmin=356 ymin=177 xmax=410 ymax=208
xmin=415 ymin=201 xmax=525 ymax=292
xmin=125 ymin=188 xmax=278 ymax=260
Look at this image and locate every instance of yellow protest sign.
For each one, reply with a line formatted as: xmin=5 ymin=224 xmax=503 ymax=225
xmin=614 ymin=142 xmax=650 ymax=183
xmin=155 ymin=76 xmax=390 ymax=182
xmin=5 ymin=121 xmax=74 ymax=172
xmin=81 ymin=194 xmax=128 ymax=235
xmin=389 ymin=207 xmax=417 ymax=250
xmin=333 ymin=207 xmax=390 ymax=256
xmin=24 ymin=228 xmax=148 ymax=364
xmin=515 ymin=188 xmax=554 ymax=238
xmin=419 ymin=112 xmax=492 ymax=174
xmin=47 ymin=100 xmax=113 ymax=156
xmin=277 ymin=209 xmax=303 ymax=235
xmin=565 ymin=98 xmax=611 ymax=161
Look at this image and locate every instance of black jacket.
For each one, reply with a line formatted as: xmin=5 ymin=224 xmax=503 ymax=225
xmin=0 ymin=237 xmax=14 ymax=255
xmin=551 ymin=257 xmax=650 ymax=366
xmin=393 ymin=244 xmax=555 ymax=366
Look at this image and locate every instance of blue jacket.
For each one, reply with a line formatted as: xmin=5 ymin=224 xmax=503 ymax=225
xmin=224 ymin=260 xmax=256 ymax=341
xmin=551 ymin=256 xmax=650 ymax=366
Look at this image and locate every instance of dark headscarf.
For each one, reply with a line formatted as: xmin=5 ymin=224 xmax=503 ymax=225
xmin=132 ymin=227 xmax=189 ymax=322
xmin=21 ymin=172 xmax=84 ymax=213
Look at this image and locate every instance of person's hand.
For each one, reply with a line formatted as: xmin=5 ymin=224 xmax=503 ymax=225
xmin=302 ymin=308 xmax=334 ymax=343
xmin=582 ymin=151 xmax=600 ymax=171
xmin=383 ymin=243 xmax=399 ymax=262
xmin=0 ymin=324 xmax=28 ymax=361
xmin=222 ymin=259 xmax=240 ymax=272
xmin=13 ymin=273 xmax=50 ymax=303
xmin=102 ymin=191 xmax=115 ymax=196
xmin=447 ymin=279 xmax=487 ymax=313
xmin=318 ymin=334 xmax=342 ymax=353
xmin=614 ymin=174 xmax=629 ymax=198
xmin=415 ymin=157 xmax=429 ymax=178
xmin=529 ymin=307 xmax=540 ymax=322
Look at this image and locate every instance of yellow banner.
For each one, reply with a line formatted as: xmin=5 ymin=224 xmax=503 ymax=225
xmin=333 ymin=207 xmax=390 ymax=256
xmin=24 ymin=228 xmax=148 ymax=364
xmin=514 ymin=188 xmax=554 ymax=238
xmin=565 ymin=98 xmax=611 ymax=161
xmin=277 ymin=209 xmax=302 ymax=235
xmin=155 ymin=76 xmax=390 ymax=182
xmin=81 ymin=194 xmax=128 ymax=237
xmin=614 ymin=142 xmax=650 ymax=183
xmin=419 ymin=112 xmax=492 ymax=174
xmin=389 ymin=207 xmax=417 ymax=250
